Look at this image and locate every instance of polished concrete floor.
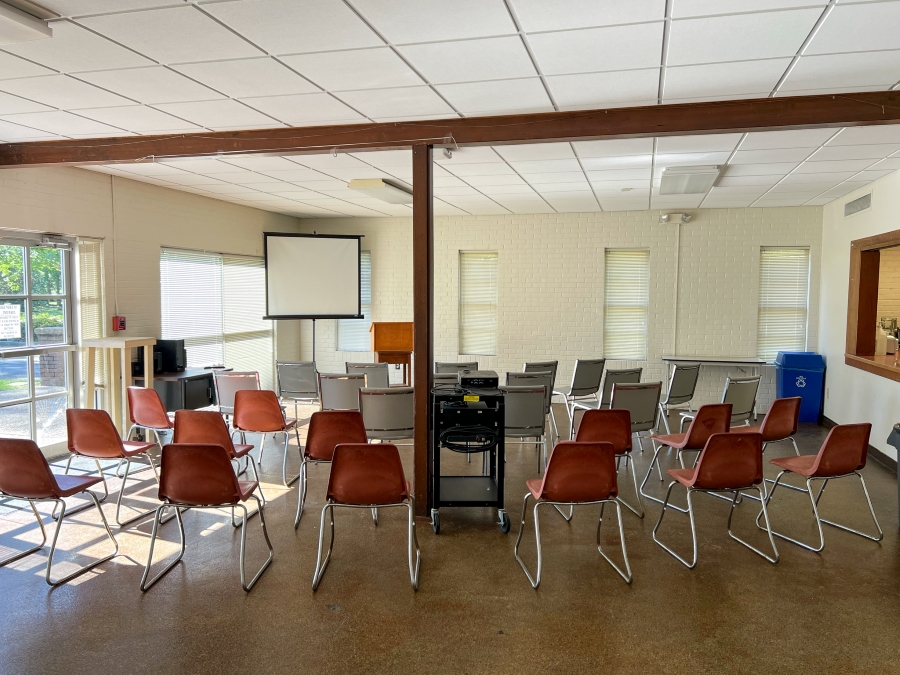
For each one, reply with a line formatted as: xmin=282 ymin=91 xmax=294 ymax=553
xmin=1 ymin=407 xmax=899 ymax=675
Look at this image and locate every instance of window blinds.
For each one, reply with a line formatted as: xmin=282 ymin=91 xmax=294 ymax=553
xmin=757 ymin=248 xmax=810 ymax=361
xmin=78 ymin=239 xmax=105 ymax=388
xmin=337 ymin=251 xmax=372 ymax=352
xmin=459 ymin=251 xmax=498 ymax=356
xmin=603 ymin=249 xmax=650 ymax=361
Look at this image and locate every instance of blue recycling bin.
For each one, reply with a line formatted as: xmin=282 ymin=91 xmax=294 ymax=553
xmin=774 ymin=352 xmax=826 ymax=423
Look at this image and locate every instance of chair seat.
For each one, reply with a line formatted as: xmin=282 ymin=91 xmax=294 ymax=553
xmin=122 ymin=441 xmax=157 ymax=457
xmin=666 ymin=468 xmax=696 ymax=488
xmin=731 ymin=425 xmax=789 ymax=443
xmin=650 ymin=432 xmax=690 ymax=449
xmin=330 ymin=479 xmax=411 ymax=506
xmin=232 ymin=444 xmax=254 ymax=458
xmin=238 ymin=480 xmax=258 ymax=501
xmin=235 ymin=417 xmax=297 ymax=433
xmin=571 ymin=400 xmax=601 ymax=412
xmin=769 ymin=454 xmax=818 ymax=476
xmin=526 ymin=478 xmax=543 ymax=500
xmin=53 ymin=473 xmax=104 ymax=498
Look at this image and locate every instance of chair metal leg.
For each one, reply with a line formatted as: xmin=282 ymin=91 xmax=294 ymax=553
xmin=407 ymin=498 xmax=421 ymax=590
xmin=640 ymin=444 xmax=688 ymax=513
xmin=652 ymin=482 xmax=698 ymax=568
xmin=140 ymin=505 xmax=187 ymax=591
xmin=281 ymin=430 xmax=301 ymax=487
xmin=238 ymin=496 xmax=274 ymax=592
xmin=616 ymin=453 xmax=644 ymax=518
xmin=513 ymin=493 xmax=542 ymax=588
xmin=46 ymin=493 xmax=119 ymax=586
xmin=312 ymin=502 xmax=336 ymax=591
xmin=115 ymin=455 xmax=171 ymax=528
xmin=596 ymin=500 xmax=633 ymax=583
xmin=659 ymin=403 xmax=671 ymax=435
xmin=294 ymin=457 xmax=310 ymax=529
xmin=727 ymin=486 xmax=778 ymax=563
xmin=549 ymin=406 xmax=560 ymax=443
xmin=789 ymin=436 xmax=800 ymax=456
xmin=53 ymin=458 xmax=110 ymax=520
xmin=552 ymin=503 xmax=574 ymax=521
xmin=371 ymin=508 xmax=379 ymax=525
xmin=0 ymin=501 xmax=47 ymax=568
xmin=257 ymin=433 xmax=266 ymax=465
xmin=818 ymin=473 xmax=883 ymax=542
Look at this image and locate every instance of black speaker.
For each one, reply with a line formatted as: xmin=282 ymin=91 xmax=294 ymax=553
xmin=156 ymin=339 xmax=186 ymax=372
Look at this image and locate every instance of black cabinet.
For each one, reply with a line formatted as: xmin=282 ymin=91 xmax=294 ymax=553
xmin=134 ymin=368 xmax=215 ymax=412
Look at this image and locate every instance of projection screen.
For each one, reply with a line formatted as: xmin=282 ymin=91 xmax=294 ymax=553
xmin=263 ymin=233 xmax=362 ymax=319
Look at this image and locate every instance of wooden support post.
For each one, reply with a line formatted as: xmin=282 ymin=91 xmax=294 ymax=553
xmin=412 ymin=144 xmax=434 ymax=518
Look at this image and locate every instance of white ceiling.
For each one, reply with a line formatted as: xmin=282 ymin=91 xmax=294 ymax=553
xmin=0 ymin=0 xmax=898 ymax=215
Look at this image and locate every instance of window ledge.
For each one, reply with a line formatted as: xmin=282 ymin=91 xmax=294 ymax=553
xmin=845 ymin=353 xmax=900 ymax=383
xmin=0 ymin=344 xmax=76 ymax=358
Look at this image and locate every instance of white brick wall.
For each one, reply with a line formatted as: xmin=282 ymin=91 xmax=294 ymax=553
xmin=299 ymin=206 xmax=823 ymax=412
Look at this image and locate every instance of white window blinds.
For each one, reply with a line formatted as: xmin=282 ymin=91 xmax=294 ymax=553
xmin=78 ymin=239 xmax=106 ymax=389
xmin=337 ymin=251 xmax=371 ymax=352
xmin=160 ymin=248 xmax=273 ymax=389
xmin=603 ymin=249 xmax=650 ymax=360
xmin=459 ymin=251 xmax=498 ymax=356
xmin=757 ymin=248 xmax=810 ymax=361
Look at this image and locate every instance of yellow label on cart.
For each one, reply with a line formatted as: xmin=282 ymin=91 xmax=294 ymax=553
xmin=463 ymin=395 xmax=480 ymax=402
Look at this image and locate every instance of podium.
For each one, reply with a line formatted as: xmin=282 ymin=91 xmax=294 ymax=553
xmin=370 ymin=322 xmax=413 ymax=386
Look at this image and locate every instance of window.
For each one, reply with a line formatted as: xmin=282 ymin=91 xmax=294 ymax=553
xmin=337 ymin=250 xmax=372 ymax=352
xmin=160 ymin=248 xmax=273 ymax=389
xmin=603 ymin=249 xmax=650 ymax=360
xmin=78 ymin=239 xmax=106 ymax=403
xmin=757 ymin=248 xmax=810 ymax=361
xmin=459 ymin=251 xmax=498 ymax=356
xmin=0 ymin=238 xmax=73 ymax=446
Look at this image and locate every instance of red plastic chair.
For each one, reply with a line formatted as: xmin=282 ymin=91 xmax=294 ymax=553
xmin=731 ymin=396 xmax=801 ymax=455
xmin=126 ymin=386 xmax=174 ymax=446
xmin=641 ymin=403 xmax=732 ymax=512
xmin=294 ymin=410 xmax=368 ymax=529
xmin=652 ymin=432 xmax=778 ymax=568
xmin=232 ymin=389 xmax=301 ymax=487
xmin=513 ymin=441 xmax=632 ymax=588
xmin=140 ymin=443 xmax=274 ymax=592
xmin=575 ymin=408 xmax=643 ymax=518
xmin=762 ymin=423 xmax=882 ymax=552
xmin=312 ymin=443 xmax=420 ymax=591
xmin=66 ymin=408 xmax=159 ymax=527
xmin=0 ymin=438 xmax=118 ymax=586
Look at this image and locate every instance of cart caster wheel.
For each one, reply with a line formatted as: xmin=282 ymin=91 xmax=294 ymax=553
xmin=431 ymin=510 xmax=440 ymax=534
xmin=499 ymin=511 xmax=510 ymax=534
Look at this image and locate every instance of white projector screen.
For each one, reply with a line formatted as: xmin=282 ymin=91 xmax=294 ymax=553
xmin=264 ymin=233 xmax=362 ymax=319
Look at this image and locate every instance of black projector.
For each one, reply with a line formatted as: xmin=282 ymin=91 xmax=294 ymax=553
xmin=459 ymin=369 xmax=499 ymax=388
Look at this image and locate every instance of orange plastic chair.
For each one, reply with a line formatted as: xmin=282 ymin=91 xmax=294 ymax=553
xmin=232 ymin=389 xmax=302 ymax=487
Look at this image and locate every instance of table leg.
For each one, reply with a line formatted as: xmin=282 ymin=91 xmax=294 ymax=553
xmin=121 ymin=347 xmax=132 ymax=432
xmin=143 ymin=345 xmax=153 ymax=390
xmin=109 ymin=349 xmax=120 ymax=430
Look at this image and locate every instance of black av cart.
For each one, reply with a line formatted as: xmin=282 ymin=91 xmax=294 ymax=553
xmin=430 ymin=386 xmax=508 ymax=534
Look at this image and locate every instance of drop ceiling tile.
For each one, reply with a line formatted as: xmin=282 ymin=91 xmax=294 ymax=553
xmin=530 ymin=23 xmax=664 ymax=75
xmin=0 ymin=52 xmax=55 ymax=81
xmin=667 ymin=9 xmax=821 ymax=66
xmin=494 ymin=144 xmax=574 ymax=162
xmin=113 ymin=162 xmax=193 ymax=176
xmin=76 ymin=105 xmax=201 ymax=132
xmin=446 ymin=162 xmax=515 ymax=177
xmin=868 ymin=157 xmax=900 ymax=172
xmin=323 ymin=167 xmax=398 ymax=181
xmin=656 ymin=134 xmax=743 ymax=154
xmin=435 ymin=147 xmax=500 ymax=164
xmin=81 ymin=6 xmax=262 ymax=64
xmin=780 ymin=51 xmax=900 ymax=92
xmin=0 ymin=91 xmax=52 ymax=115
xmin=437 ymin=78 xmax=552 ymax=116
xmin=593 ymin=188 xmax=650 ymax=198
xmin=282 ymin=48 xmax=421 ymax=92
xmin=462 ymin=174 xmax=527 ymax=187
xmin=2 ymin=20 xmax=152 ymax=73
xmin=673 ymin=0 xmax=827 ymax=18
xmin=351 ymin=150 xmax=410 ymax=168
xmin=574 ymin=138 xmax=654 ymax=158
xmin=814 ymin=182 xmax=869 ymax=200
xmin=241 ymin=92 xmax=365 ymax=125
xmin=779 ymin=171 xmax=857 ymax=185
xmin=810 ymin=144 xmax=900 ymax=161
xmin=794 ymin=159 xmax=874 ymax=173
xmin=722 ymin=162 xmax=802 ymax=176
xmin=599 ymin=199 xmax=651 ymax=211
xmin=235 ymin=182 xmax=299 ymax=193
xmin=702 ymin=198 xmax=758 ymax=208
xmin=434 ymin=175 xmax=469 ymax=188
xmin=0 ymin=110 xmax=123 ymax=135
xmin=589 ymin=179 xmax=651 ymax=190
xmin=853 ymin=169 xmax=896 ymax=182
xmin=77 ymin=66 xmax=224 ymax=105
xmin=154 ymin=99 xmax=277 ymax=128
xmin=41 ymin=0 xmax=181 ymax=15
xmin=546 ymin=197 xmax=603 ymax=213
xmin=729 ymin=148 xmax=813 ymax=164
xmin=707 ymin=185 xmax=771 ymax=197
xmin=159 ymin=158 xmax=245 ymax=173
xmin=585 ymin=168 xmax=652 ymax=181
xmin=768 ymin=183 xmax=835 ymax=195
xmin=351 ymin=0 xmax=514 ymax=43
xmin=291 ymin=179 xmax=358 ymax=190
xmin=519 ymin=171 xmax=586 ymax=184
xmin=434 ymin=186 xmax=483 ymax=197
xmin=294 ymin=154 xmax=372 ymax=171
xmin=752 ymin=198 xmax=807 ymax=206
xmin=492 ymin=198 xmax=555 ymax=214
xmin=399 ymin=36 xmax=536 ymax=84
xmin=336 ymin=86 xmax=452 ymax=119
xmin=0 ymin=119 xmax=61 ymax=141
xmin=508 ymin=159 xmax=581 ymax=174
xmin=529 ymin=181 xmax=592 ymax=192
xmin=740 ymin=128 xmax=839 ymax=150
xmin=548 ymin=69 xmax=660 ymax=110
xmin=187 ymin=182 xmax=263 ymax=194
xmin=476 ymin=184 xmax=541 ymax=196
xmin=806 ymin=2 xmax=900 ymax=54
xmin=579 ymin=156 xmax=653 ymax=171
xmin=531 ymin=187 xmax=596 ymax=199
xmin=655 ymin=151 xmax=732 ymax=167
xmin=0 ymin=75 xmax=132 ymax=109
xmin=716 ymin=175 xmax=782 ymax=187
xmin=215 ymin=156 xmax=303 ymax=173
xmin=172 ymin=58 xmax=319 ymax=99
xmin=829 ymin=126 xmax=900 ymax=146
xmin=663 ymin=59 xmax=790 ymax=100
xmin=155 ymin=173 xmax=231 ymax=187
xmin=512 ymin=0 xmax=665 ymax=31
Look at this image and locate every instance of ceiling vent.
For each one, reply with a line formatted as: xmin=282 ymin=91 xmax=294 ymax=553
xmin=348 ymin=178 xmax=413 ymax=204
xmin=659 ymin=165 xmax=720 ymax=195
xmin=844 ymin=193 xmax=872 ymax=218
xmin=0 ymin=1 xmax=51 ymax=45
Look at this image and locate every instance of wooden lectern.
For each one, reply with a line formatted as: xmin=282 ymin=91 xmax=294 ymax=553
xmin=370 ymin=322 xmax=414 ymax=386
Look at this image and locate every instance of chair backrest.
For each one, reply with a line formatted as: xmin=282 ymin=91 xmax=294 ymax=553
xmin=0 ymin=438 xmax=56 ymax=499
xmin=173 ymin=410 xmax=237 ymax=457
xmin=692 ymin=432 xmax=763 ymax=490
xmin=722 ymin=376 xmax=760 ymax=424
xmin=276 ymin=361 xmax=318 ymax=399
xmin=662 ymin=362 xmax=701 ymax=405
xmin=682 ymin=403 xmax=732 ymax=449
xmin=759 ymin=396 xmax=801 ymax=441
xmin=611 ymin=381 xmax=662 ymax=433
xmin=537 ymin=441 xmax=617 ymax=502
xmin=214 ymin=371 xmax=260 ymax=414
xmin=158 ymin=443 xmax=242 ymax=506
xmin=435 ymin=361 xmax=478 ymax=373
xmin=66 ymin=408 xmax=125 ymax=459
xmin=506 ymin=371 xmax=553 ymax=415
xmin=127 ymin=386 xmax=171 ymax=429
xmin=346 ymin=362 xmax=390 ymax=389
xmin=499 ymin=385 xmax=546 ymax=437
xmin=233 ymin=390 xmax=287 ymax=432
xmin=524 ymin=360 xmax=558 ymax=395
xmin=574 ymin=409 xmax=631 ymax=454
xmin=305 ymin=410 xmax=368 ymax=461
xmin=811 ymin=423 xmax=872 ymax=477
xmin=327 ymin=443 xmax=409 ymax=505
xmin=433 ymin=373 xmax=459 ymax=383
xmin=569 ymin=358 xmax=606 ymax=397
xmin=600 ymin=368 xmax=642 ymax=407
xmin=318 ymin=373 xmax=366 ymax=411
xmin=359 ymin=387 xmax=414 ymax=440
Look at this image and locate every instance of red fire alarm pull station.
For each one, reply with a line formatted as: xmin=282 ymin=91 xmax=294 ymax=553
xmin=112 ymin=316 xmax=126 ymax=331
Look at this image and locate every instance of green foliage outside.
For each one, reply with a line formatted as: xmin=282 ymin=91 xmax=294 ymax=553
xmin=0 ymin=245 xmax=64 ymax=332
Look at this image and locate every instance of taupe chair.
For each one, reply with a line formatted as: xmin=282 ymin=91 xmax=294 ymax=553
xmin=276 ymin=361 xmax=319 ymax=420
xmin=435 ymin=361 xmax=478 ymax=373
xmin=359 ymin=387 xmax=414 ymax=445
xmin=318 ymin=373 xmax=366 ymax=411
xmin=571 ymin=367 xmax=641 ymax=438
xmin=347 ymin=362 xmax=390 ymax=389
xmin=433 ymin=373 xmax=459 ymax=384
xmin=658 ymin=362 xmax=700 ymax=434
xmin=507 ymin=371 xmax=555 ymax=444
xmin=213 ymin=371 xmax=260 ymax=418
xmin=524 ymin=361 xmax=559 ymax=439
xmin=500 ymin=385 xmax=548 ymax=473
xmin=552 ymin=358 xmax=605 ymax=439
xmin=612 ymin=381 xmax=663 ymax=456
xmin=681 ymin=375 xmax=760 ymax=431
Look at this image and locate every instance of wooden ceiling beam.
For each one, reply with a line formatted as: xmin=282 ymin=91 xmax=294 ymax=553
xmin=1 ymin=91 xmax=900 ymax=167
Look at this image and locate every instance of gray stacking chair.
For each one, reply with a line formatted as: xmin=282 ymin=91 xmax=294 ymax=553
xmin=435 ymin=361 xmax=478 ymax=373
xmin=276 ymin=361 xmax=319 ymax=421
xmin=359 ymin=387 xmax=414 ymax=445
xmin=318 ymin=373 xmax=366 ymax=411
xmin=524 ymin=361 xmax=559 ymax=439
xmin=507 ymin=371 xmax=555 ymax=444
xmin=433 ymin=373 xmax=460 ymax=384
xmin=658 ymin=362 xmax=700 ymax=434
xmin=552 ymin=358 xmax=605 ymax=439
xmin=500 ymin=385 xmax=548 ymax=474
xmin=570 ymin=367 xmax=641 ymax=438
xmin=346 ymin=362 xmax=390 ymax=389
xmin=213 ymin=370 xmax=260 ymax=418
xmin=681 ymin=375 xmax=760 ymax=431
xmin=609 ymin=381 xmax=663 ymax=517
